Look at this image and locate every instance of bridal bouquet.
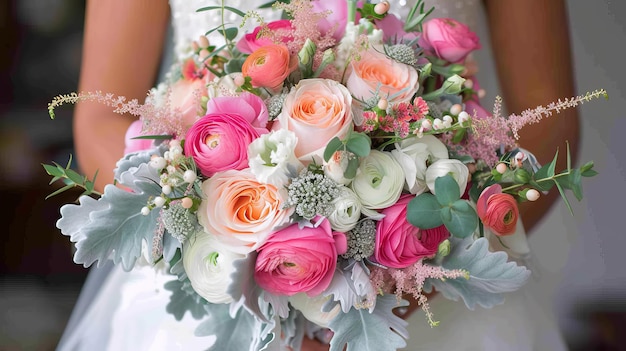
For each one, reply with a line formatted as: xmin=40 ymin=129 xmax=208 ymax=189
xmin=45 ymin=1 xmax=604 ymax=350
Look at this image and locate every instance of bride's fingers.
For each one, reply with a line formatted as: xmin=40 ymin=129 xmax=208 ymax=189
xmin=301 ymin=336 xmax=330 ymax=351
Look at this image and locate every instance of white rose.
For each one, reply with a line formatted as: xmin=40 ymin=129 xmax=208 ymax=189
xmin=425 ymin=159 xmax=470 ymax=196
xmin=289 ymin=293 xmax=341 ymax=328
xmin=248 ymin=129 xmax=304 ymax=187
xmin=328 ymin=187 xmax=362 ymax=232
xmin=324 ymin=150 xmax=353 ymax=185
xmin=351 ymin=150 xmax=404 ymax=209
xmin=182 ymin=231 xmax=245 ymax=304
xmin=391 ymin=135 xmax=449 ymax=195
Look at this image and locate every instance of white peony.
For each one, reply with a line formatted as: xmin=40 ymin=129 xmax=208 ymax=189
xmin=328 ymin=187 xmax=362 ymax=232
xmin=351 ymin=150 xmax=404 ymax=209
xmin=248 ymin=129 xmax=304 ymax=187
xmin=182 ymin=230 xmax=245 ymax=304
xmin=425 ymin=159 xmax=470 ymax=196
xmin=391 ymin=135 xmax=449 ymax=195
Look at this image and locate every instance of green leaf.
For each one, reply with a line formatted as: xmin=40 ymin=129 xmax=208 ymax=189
xmin=45 ymin=184 xmax=75 ymax=200
xmin=581 ymin=169 xmax=598 ymax=177
xmin=344 ymin=157 xmax=359 ymax=180
xmin=451 ymin=128 xmax=466 ymax=143
xmin=42 ymin=163 xmax=64 ymax=177
xmin=534 ymin=150 xmax=558 ymax=180
xmin=219 ymin=27 xmax=239 ymax=41
xmin=65 ymin=168 xmax=85 ymax=185
xmin=442 ymin=200 xmax=478 ymax=238
xmin=554 ymin=180 xmax=574 ymax=215
xmin=324 ymin=137 xmax=343 ymax=162
xmin=131 ymin=134 xmax=173 ymax=140
xmin=434 ymin=174 xmax=461 ymax=206
xmin=407 ymin=193 xmax=443 ymax=229
xmin=326 ymin=295 xmax=408 ymax=351
xmin=346 ymin=133 xmax=371 ymax=158
xmin=196 ymin=6 xmax=246 ymax=17
xmin=568 ymin=168 xmax=583 ymax=201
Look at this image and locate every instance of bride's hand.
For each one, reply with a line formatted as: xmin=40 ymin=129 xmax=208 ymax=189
xmin=301 ymin=336 xmax=330 ymax=351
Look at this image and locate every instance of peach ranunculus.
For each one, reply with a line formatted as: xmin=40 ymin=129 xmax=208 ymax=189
xmin=418 ymin=18 xmax=481 ymax=64
xmin=476 ymin=184 xmax=519 ymax=236
xmin=197 ymin=169 xmax=293 ymax=254
xmin=345 ymin=48 xmax=419 ymax=105
xmin=242 ymin=44 xmax=294 ymax=91
xmin=273 ymin=78 xmax=353 ymax=160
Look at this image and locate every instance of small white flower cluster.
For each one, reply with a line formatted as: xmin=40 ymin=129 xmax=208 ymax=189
xmin=415 ymin=103 xmax=471 ymax=137
xmin=141 ymin=140 xmax=200 ymax=216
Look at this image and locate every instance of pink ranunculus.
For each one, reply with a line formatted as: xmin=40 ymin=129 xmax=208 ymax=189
xmin=205 ymin=92 xmax=269 ymax=134
xmin=184 ymin=95 xmax=269 ymax=177
xmin=418 ymin=18 xmax=481 ymax=63
xmin=123 ymin=120 xmax=154 ymax=154
xmin=311 ymin=0 xmax=348 ymax=40
xmin=236 ymin=20 xmax=294 ymax=54
xmin=476 ymin=184 xmax=519 ymax=236
xmin=198 ymin=169 xmax=293 ymax=253
xmin=345 ymin=48 xmax=419 ymax=104
xmin=255 ymin=218 xmax=347 ymax=297
xmin=374 ymin=195 xmax=446 ymax=268
xmin=273 ymin=78 xmax=353 ymax=160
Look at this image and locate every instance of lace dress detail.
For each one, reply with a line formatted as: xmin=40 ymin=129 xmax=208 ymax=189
xmin=168 ymin=0 xmax=481 ymax=60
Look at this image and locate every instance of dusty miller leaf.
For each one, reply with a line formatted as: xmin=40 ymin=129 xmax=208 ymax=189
xmin=324 ymin=261 xmax=376 ymax=313
xmin=325 ymin=295 xmax=409 ymax=351
xmin=423 ymin=237 xmax=530 ymax=310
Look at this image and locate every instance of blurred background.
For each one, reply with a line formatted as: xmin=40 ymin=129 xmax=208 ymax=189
xmin=1 ymin=0 xmax=625 ymax=350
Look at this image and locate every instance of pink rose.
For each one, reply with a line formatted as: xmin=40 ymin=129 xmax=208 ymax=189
xmin=123 ymin=120 xmax=154 ymax=154
xmin=236 ymin=20 xmax=293 ymax=54
xmin=198 ymin=169 xmax=292 ymax=253
xmin=345 ymin=48 xmax=419 ymax=104
xmin=169 ymin=78 xmax=208 ymax=131
xmin=184 ymin=94 xmax=269 ymax=177
xmin=255 ymin=218 xmax=347 ymax=296
xmin=374 ymin=195 xmax=447 ymax=268
xmin=418 ymin=18 xmax=481 ymax=63
xmin=464 ymin=98 xmax=490 ymax=119
xmin=273 ymin=78 xmax=353 ymax=160
xmin=476 ymin=184 xmax=519 ymax=236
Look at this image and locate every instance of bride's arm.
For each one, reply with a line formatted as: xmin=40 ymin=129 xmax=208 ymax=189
xmin=74 ymin=0 xmax=170 ymax=192
xmin=484 ymin=0 xmax=579 ymax=233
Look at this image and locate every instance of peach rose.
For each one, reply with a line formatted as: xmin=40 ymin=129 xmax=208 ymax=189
xmin=273 ymin=78 xmax=353 ymax=160
xmin=476 ymin=184 xmax=519 ymax=236
xmin=242 ymin=44 xmax=294 ymax=91
xmin=345 ymin=48 xmax=419 ymax=104
xmin=198 ymin=169 xmax=293 ymax=254
xmin=169 ymin=78 xmax=208 ymax=131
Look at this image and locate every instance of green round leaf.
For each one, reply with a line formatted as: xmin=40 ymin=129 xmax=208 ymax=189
xmin=323 ymin=137 xmax=343 ymax=162
xmin=407 ymin=193 xmax=443 ymax=229
xmin=442 ymin=200 xmax=478 ymax=238
xmin=434 ymin=174 xmax=461 ymax=206
xmin=346 ymin=133 xmax=371 ymax=158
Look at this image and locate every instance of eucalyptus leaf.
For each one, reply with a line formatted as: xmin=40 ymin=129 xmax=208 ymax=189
xmin=442 ymin=200 xmax=478 ymax=238
xmin=326 ymin=295 xmax=409 ymax=351
xmin=196 ymin=6 xmax=246 ymax=17
xmin=534 ymin=150 xmax=558 ymax=180
xmin=434 ymin=174 xmax=460 ymax=206
xmin=346 ymin=133 xmax=371 ymax=158
xmin=407 ymin=193 xmax=443 ymax=229
xmin=344 ymin=157 xmax=359 ymax=179
xmin=324 ymin=137 xmax=343 ymax=162
xmin=423 ymin=237 xmax=530 ymax=310
xmin=220 ymin=27 xmax=239 ymax=41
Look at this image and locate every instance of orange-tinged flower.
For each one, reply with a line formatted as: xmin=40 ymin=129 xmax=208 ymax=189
xmin=242 ymin=44 xmax=294 ymax=90
xmin=476 ymin=184 xmax=519 ymax=236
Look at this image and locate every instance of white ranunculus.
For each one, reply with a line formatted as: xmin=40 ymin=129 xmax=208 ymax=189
xmin=351 ymin=150 xmax=404 ymax=210
xmin=183 ymin=230 xmax=245 ymax=304
xmin=248 ymin=129 xmax=304 ymax=187
xmin=289 ymin=293 xmax=341 ymax=328
xmin=207 ymin=73 xmax=242 ymax=98
xmin=425 ymin=159 xmax=470 ymax=196
xmin=328 ymin=187 xmax=362 ymax=232
xmin=324 ymin=150 xmax=353 ymax=185
xmin=391 ymin=135 xmax=449 ymax=195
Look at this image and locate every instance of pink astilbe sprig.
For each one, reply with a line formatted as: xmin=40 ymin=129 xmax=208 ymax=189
xmin=507 ymin=89 xmax=608 ymax=139
xmin=370 ymin=260 xmax=468 ymax=327
xmin=274 ymin=0 xmax=339 ymax=79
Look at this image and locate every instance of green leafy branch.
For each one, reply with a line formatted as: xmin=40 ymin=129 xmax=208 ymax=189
xmin=42 ymin=155 xmax=101 ymax=199
xmin=500 ymin=143 xmax=597 ymax=214
xmin=323 ymin=132 xmax=371 ymax=179
xmin=197 ymin=1 xmax=246 ymax=58
xmin=407 ymin=174 xmax=478 ymax=238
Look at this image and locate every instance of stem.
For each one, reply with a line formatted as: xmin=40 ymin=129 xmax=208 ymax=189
xmin=501 ymin=172 xmax=570 ymax=193
xmin=347 ymin=0 xmax=357 ymax=24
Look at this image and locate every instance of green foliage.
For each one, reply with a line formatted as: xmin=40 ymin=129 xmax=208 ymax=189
xmin=404 ymin=0 xmax=435 ymax=32
xmin=42 ymin=155 xmax=100 ymax=199
xmin=326 ymin=295 xmax=409 ymax=351
xmin=407 ymin=175 xmax=477 ymax=238
xmin=357 ymin=2 xmax=387 ymax=21
xmin=322 ymin=132 xmax=371 ymax=179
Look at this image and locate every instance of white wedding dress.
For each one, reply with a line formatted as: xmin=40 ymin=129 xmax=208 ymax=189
xmin=57 ymin=1 xmax=567 ymax=350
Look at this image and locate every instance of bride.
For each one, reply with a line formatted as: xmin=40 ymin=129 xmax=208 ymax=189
xmin=58 ymin=0 xmax=577 ymax=350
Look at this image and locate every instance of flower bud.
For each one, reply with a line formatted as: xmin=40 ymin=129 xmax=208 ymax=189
xmin=495 ymin=163 xmax=508 ymax=174
xmin=442 ymin=75 xmax=466 ymax=95
xmin=374 ymin=1 xmax=390 ymax=15
xmin=450 ymin=104 xmax=462 ymax=116
xmin=437 ymin=239 xmax=451 ymax=257
xmin=198 ymin=35 xmax=210 ymax=49
xmin=519 ymin=188 xmax=540 ymax=202
xmin=513 ymin=168 xmax=531 ymax=184
xmin=298 ymin=38 xmax=317 ymax=67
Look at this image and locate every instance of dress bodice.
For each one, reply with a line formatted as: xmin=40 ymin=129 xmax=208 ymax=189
xmin=168 ymin=0 xmax=481 ymax=60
